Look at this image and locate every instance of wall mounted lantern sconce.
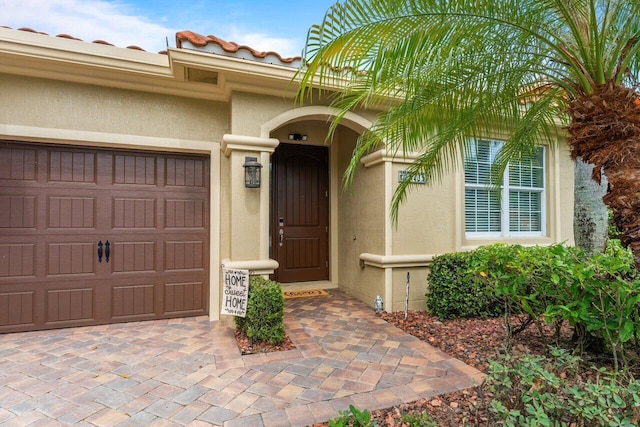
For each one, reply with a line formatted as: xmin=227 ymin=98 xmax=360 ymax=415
xmin=243 ymin=156 xmax=262 ymax=188
xmin=288 ymin=133 xmax=308 ymax=141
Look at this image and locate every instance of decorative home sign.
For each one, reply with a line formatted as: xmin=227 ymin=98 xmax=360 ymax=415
xmin=398 ymin=170 xmax=427 ymax=184
xmin=221 ymin=268 xmax=249 ymax=317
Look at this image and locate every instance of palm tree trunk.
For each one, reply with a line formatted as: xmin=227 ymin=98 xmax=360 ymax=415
xmin=567 ymin=83 xmax=640 ymax=268
xmin=574 ymin=158 xmax=608 ymax=256
xmin=602 ymin=164 xmax=640 ymax=267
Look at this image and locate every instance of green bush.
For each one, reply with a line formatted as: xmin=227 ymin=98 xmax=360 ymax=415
xmin=428 ymin=241 xmax=640 ymax=366
xmin=235 ymin=276 xmax=285 ymax=344
xmin=546 ymin=243 xmax=639 ymax=370
xmin=485 ymin=348 xmax=640 ymax=426
xmin=471 ymin=244 xmax=582 ymax=344
xmin=426 ymin=251 xmax=502 ymax=320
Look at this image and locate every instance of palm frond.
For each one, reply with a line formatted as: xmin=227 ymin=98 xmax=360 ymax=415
xmin=296 ymin=0 xmax=640 ymax=220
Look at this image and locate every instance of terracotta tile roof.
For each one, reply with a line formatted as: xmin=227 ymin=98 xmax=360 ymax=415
xmin=1 ymin=26 xmax=301 ymax=66
xmin=176 ymin=30 xmax=302 ymax=68
xmin=1 ymin=26 xmax=168 ymax=54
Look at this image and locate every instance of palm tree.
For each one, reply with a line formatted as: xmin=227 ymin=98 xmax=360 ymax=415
xmin=296 ymin=0 xmax=640 ymax=265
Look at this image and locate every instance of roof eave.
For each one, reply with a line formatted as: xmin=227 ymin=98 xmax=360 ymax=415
xmin=0 ymin=27 xmax=306 ymax=102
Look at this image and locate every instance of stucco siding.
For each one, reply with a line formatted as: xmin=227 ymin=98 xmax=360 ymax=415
xmin=231 ymin=92 xmax=294 ymax=137
xmin=391 ymin=267 xmax=430 ymax=312
xmin=0 ymin=73 xmax=227 ymax=143
xmin=337 ymin=129 xmax=385 ymax=299
xmin=392 ymin=166 xmax=458 ymax=256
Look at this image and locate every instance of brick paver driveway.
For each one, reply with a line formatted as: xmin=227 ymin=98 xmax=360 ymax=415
xmin=0 ymin=290 xmax=483 ymax=426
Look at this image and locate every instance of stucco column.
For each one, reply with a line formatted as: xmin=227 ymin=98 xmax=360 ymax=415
xmin=221 ymin=134 xmax=280 ymax=274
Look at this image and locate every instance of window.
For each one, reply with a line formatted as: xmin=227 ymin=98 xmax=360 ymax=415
xmin=464 ymin=140 xmax=545 ymax=237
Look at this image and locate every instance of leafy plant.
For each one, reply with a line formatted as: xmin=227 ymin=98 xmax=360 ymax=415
xmin=328 ymin=405 xmax=372 ymax=427
xmin=426 ymin=251 xmax=502 ymax=320
xmin=546 ymin=247 xmax=640 ymax=371
xmin=609 ymin=209 xmax=623 ymax=240
xmin=429 ymin=241 xmax=640 ymax=368
xmin=466 ymin=243 xmax=579 ymax=349
xmin=235 ymin=276 xmax=285 ymax=344
xmin=401 ymin=411 xmax=437 ymax=426
xmin=486 ymin=348 xmax=640 ymax=426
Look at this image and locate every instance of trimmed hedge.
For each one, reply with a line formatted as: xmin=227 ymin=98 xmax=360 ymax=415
xmin=235 ymin=276 xmax=285 ymax=344
xmin=426 ymin=250 xmax=502 ymax=320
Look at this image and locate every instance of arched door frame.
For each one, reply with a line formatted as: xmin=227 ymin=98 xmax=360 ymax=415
xmin=260 ymin=106 xmax=372 ymax=284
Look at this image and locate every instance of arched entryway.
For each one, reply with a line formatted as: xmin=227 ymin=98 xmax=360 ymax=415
xmin=260 ymin=106 xmax=372 ymax=285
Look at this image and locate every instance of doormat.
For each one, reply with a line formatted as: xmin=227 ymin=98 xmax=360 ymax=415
xmin=282 ymin=289 xmax=330 ymax=299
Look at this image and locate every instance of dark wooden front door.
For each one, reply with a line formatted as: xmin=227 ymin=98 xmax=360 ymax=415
xmin=0 ymin=141 xmax=210 ymax=333
xmin=271 ymin=143 xmax=329 ymax=283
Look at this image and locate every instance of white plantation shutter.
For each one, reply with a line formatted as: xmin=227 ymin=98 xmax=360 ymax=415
xmin=465 ymin=140 xmax=545 ymax=237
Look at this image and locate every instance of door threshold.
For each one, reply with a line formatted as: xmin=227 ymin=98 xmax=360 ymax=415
xmin=280 ymin=281 xmax=337 ymax=291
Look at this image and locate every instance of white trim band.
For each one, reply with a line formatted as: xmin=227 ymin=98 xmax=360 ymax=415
xmin=221 ymin=258 xmax=279 ymax=275
xmin=359 ymin=253 xmax=436 ymax=269
xmin=221 ymin=134 xmax=279 ymax=157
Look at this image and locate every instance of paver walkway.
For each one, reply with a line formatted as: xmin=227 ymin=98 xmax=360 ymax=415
xmin=0 ymin=290 xmax=484 ymax=426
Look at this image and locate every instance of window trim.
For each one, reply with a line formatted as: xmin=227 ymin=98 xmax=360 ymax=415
xmin=464 ymin=139 xmax=546 ymax=238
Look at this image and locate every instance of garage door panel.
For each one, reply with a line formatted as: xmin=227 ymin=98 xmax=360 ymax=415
xmin=48 ymin=196 xmax=96 ymax=229
xmin=0 ymin=243 xmax=35 ymax=277
xmin=113 ymin=198 xmax=156 ymax=228
xmin=0 ymin=195 xmax=36 ymax=228
xmin=113 ymin=284 xmax=155 ymax=318
xmin=0 ymin=291 xmax=34 ymax=326
xmin=112 ymin=242 xmax=155 ymax=273
xmin=164 ymin=281 xmax=205 ymax=313
xmin=166 ymin=199 xmax=205 ymax=228
xmin=0 ymin=146 xmax=37 ymax=181
xmin=46 ymin=288 xmax=94 ymax=322
xmin=47 ymin=243 xmax=95 ymax=276
xmin=166 ymin=157 xmax=206 ymax=187
xmin=114 ymin=154 xmax=156 ymax=185
xmin=48 ymin=150 xmax=96 ymax=183
xmin=165 ymin=241 xmax=204 ymax=271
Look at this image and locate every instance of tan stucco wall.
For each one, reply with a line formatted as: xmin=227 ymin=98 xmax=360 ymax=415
xmin=392 ymin=166 xmax=459 ymax=255
xmin=336 ymin=127 xmax=386 ymax=300
xmin=391 ymin=268 xmax=430 ymax=312
xmin=227 ymin=150 xmax=263 ymax=261
xmin=220 ymin=154 xmax=232 ymax=263
xmin=231 ymin=92 xmax=294 ymax=137
xmin=0 ymin=74 xmax=227 ymax=143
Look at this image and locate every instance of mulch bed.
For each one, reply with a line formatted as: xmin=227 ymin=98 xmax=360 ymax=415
xmin=235 ymin=329 xmax=296 ymax=355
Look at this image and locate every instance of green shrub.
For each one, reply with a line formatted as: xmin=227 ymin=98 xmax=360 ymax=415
xmin=546 ymin=244 xmax=639 ymax=370
xmin=428 ymin=241 xmax=640 ymax=366
xmin=235 ymin=276 xmax=285 ymax=344
xmin=471 ymin=243 xmax=582 ymax=345
xmin=485 ymin=348 xmax=640 ymax=426
xmin=426 ymin=251 xmax=502 ymax=320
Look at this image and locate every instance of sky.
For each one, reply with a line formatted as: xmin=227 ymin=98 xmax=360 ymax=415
xmin=0 ymin=0 xmax=339 ymax=57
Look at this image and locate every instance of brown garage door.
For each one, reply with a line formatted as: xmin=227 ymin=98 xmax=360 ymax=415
xmin=0 ymin=141 xmax=210 ymax=333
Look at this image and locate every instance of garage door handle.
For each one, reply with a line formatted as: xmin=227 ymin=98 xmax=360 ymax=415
xmin=97 ymin=241 xmax=103 ymax=263
xmin=105 ymin=240 xmax=111 ymax=263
